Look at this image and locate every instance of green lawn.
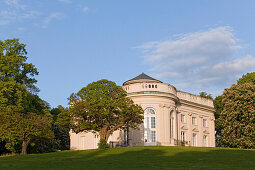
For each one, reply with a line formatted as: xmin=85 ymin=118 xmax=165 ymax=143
xmin=0 ymin=146 xmax=254 ymax=170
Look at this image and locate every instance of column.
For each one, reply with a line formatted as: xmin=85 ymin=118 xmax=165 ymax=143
xmin=210 ymin=117 xmax=216 ymax=147
xmin=198 ymin=115 xmax=203 ymax=147
xmin=187 ymin=112 xmax=192 ymax=146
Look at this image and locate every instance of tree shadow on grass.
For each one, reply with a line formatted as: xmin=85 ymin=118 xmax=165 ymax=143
xmin=83 ymin=147 xmax=255 ymax=170
xmin=0 ymin=147 xmax=254 ymax=170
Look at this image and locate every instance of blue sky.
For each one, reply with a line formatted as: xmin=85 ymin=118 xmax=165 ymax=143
xmin=1 ymin=0 xmax=255 ymax=108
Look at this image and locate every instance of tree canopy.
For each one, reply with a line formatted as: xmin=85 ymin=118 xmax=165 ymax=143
xmin=69 ymin=79 xmax=144 ymax=142
xmin=219 ymin=83 xmax=255 ymax=149
xmin=0 ymin=39 xmax=39 ymax=92
xmin=213 ymin=72 xmax=255 ymax=148
xmin=0 ymin=39 xmax=53 ymax=155
xmin=55 ymin=105 xmax=70 ymax=130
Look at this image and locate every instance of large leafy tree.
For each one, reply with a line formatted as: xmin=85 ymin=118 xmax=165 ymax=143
xmin=214 ymin=72 xmax=255 ymax=147
xmin=0 ymin=39 xmax=53 ymax=155
xmin=0 ymin=111 xmax=53 ymax=155
xmin=69 ymin=79 xmax=144 ymax=142
xmin=219 ymin=83 xmax=255 ymax=149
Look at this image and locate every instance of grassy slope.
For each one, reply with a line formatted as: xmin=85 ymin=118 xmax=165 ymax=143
xmin=0 ymin=146 xmax=254 ymax=170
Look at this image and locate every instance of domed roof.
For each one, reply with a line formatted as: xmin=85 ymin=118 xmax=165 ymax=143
xmin=123 ymin=73 xmax=162 ymax=85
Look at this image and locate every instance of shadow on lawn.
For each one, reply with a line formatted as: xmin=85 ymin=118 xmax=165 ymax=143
xmin=0 ymin=147 xmax=254 ymax=170
xmin=80 ymin=147 xmax=255 ymax=170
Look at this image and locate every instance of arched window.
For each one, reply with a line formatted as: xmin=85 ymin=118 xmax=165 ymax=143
xmin=145 ymin=108 xmax=155 ymax=114
xmin=144 ymin=108 xmax=156 ymax=145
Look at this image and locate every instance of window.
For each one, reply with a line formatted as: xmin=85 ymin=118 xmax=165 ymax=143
xmin=151 ymin=131 xmax=156 ymax=142
xmin=152 ymin=85 xmax=154 ymax=88
xmin=145 ymin=108 xmax=155 ymax=114
xmin=192 ymin=133 xmax=197 ymax=146
xmin=170 ymin=111 xmax=173 ymax=138
xmin=81 ymin=136 xmax=86 ymax=149
xmin=144 ymin=130 xmax=148 ymax=142
xmin=203 ymin=135 xmax=208 ymax=147
xmin=181 ymin=114 xmax=186 ymax=123
xmin=181 ymin=131 xmax=185 ymax=142
xmin=144 ymin=108 xmax=156 ymax=145
xmin=192 ymin=117 xmax=197 ymax=125
xmin=149 ymin=84 xmax=151 ymax=88
xmin=151 ymin=117 xmax=156 ymax=128
xmin=155 ymin=85 xmax=157 ymax=88
xmin=203 ymin=119 xmax=207 ymax=127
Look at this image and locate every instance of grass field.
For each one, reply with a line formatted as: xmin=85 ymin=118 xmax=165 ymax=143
xmin=0 ymin=146 xmax=254 ymax=170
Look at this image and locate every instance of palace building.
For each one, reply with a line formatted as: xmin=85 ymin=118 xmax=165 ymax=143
xmin=70 ymin=73 xmax=215 ymax=150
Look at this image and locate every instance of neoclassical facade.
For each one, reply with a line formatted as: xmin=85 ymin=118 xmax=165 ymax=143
xmin=70 ymin=73 xmax=215 ymax=150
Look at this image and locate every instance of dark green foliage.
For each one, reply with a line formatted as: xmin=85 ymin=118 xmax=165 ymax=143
xmin=52 ymin=124 xmax=70 ymax=151
xmin=98 ymin=139 xmax=109 ymax=149
xmin=22 ymin=92 xmax=49 ymax=115
xmin=0 ymin=140 xmax=10 ymax=155
xmin=50 ymin=107 xmax=61 ymax=122
xmin=55 ymin=106 xmax=70 ymax=130
xmin=199 ymin=92 xmax=213 ymax=99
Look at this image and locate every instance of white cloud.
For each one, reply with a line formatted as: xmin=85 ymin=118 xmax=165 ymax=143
xmin=42 ymin=12 xmax=65 ymax=28
xmin=0 ymin=0 xmax=38 ymax=25
xmin=210 ymin=55 xmax=255 ymax=74
xmin=138 ymin=26 xmax=255 ymax=96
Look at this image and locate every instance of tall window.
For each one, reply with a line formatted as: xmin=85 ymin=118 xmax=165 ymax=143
xmin=203 ymin=119 xmax=207 ymax=127
xmin=192 ymin=133 xmax=197 ymax=147
xmin=151 ymin=117 xmax=156 ymax=128
xmin=203 ymin=135 xmax=208 ymax=147
xmin=144 ymin=108 xmax=156 ymax=145
xmin=181 ymin=131 xmax=185 ymax=142
xmin=192 ymin=117 xmax=197 ymax=125
xmin=170 ymin=111 xmax=173 ymax=138
xmin=151 ymin=131 xmax=156 ymax=142
xmin=181 ymin=114 xmax=186 ymax=123
xmin=80 ymin=136 xmax=86 ymax=149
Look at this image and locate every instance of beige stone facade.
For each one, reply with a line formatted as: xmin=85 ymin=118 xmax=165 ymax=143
xmin=70 ymin=73 xmax=215 ymax=150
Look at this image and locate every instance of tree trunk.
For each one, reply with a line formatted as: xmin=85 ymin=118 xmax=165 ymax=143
xmin=21 ymin=139 xmax=30 ymax=155
xmin=99 ymin=123 xmax=125 ymax=143
xmin=99 ymin=126 xmax=108 ymax=141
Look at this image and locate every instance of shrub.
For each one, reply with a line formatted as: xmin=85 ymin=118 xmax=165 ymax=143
xmin=98 ymin=139 xmax=109 ymax=149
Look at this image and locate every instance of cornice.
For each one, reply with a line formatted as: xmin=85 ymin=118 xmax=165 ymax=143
xmin=178 ymin=98 xmax=215 ymax=112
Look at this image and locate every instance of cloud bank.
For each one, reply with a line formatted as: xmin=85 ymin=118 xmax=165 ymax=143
xmin=138 ymin=26 xmax=255 ymax=96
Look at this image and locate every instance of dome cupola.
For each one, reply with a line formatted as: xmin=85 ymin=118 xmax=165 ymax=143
xmin=123 ymin=73 xmax=162 ymax=86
